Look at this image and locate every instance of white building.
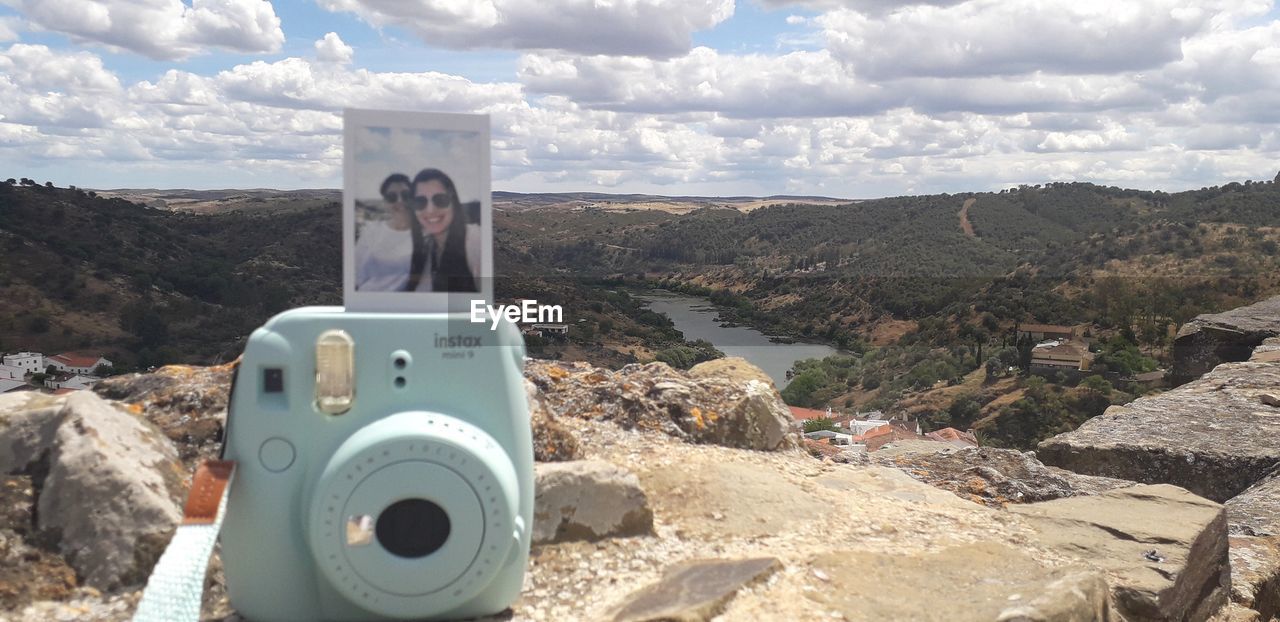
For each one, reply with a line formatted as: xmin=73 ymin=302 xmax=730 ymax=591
xmin=0 ymin=363 xmax=25 ymax=380
xmin=49 ymin=375 xmax=100 ymax=391
xmin=847 ymin=419 xmax=891 ymax=436
xmin=48 ymin=353 xmax=112 ymax=375
xmin=531 ymin=323 xmax=569 ymax=335
xmin=0 ymin=379 xmax=27 ymax=393
xmin=2 ymin=352 xmax=44 ymax=374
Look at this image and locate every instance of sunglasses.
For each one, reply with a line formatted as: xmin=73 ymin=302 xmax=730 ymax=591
xmin=382 ymin=189 xmax=412 ymax=203
xmin=411 ymin=193 xmax=454 ymax=211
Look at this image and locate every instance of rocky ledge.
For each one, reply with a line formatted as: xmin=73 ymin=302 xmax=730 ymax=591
xmin=0 ymin=356 xmax=1261 ymax=621
xmin=1041 ymin=337 xmax=1280 ymax=619
xmin=1173 ymin=295 xmax=1280 ymax=385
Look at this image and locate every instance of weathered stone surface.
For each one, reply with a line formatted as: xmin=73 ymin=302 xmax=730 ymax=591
xmin=1038 ymin=359 xmax=1280 ymax=502
xmin=39 ymin=392 xmax=186 ymax=590
xmin=93 ymin=362 xmax=234 ymax=467
xmin=1225 ymin=470 xmax=1280 ymax=619
xmin=687 ymin=357 xmax=774 ymax=387
xmin=534 ymin=460 xmax=652 ymax=544
xmin=1009 ymin=484 xmax=1230 ymax=622
xmin=804 ymin=543 xmax=1109 ymax=622
xmin=1253 ymin=338 xmax=1280 ymax=364
xmin=525 ymin=359 xmax=798 ymax=451
xmin=1173 ymin=295 xmax=1280 ymax=385
xmin=1 ymin=391 xmax=186 ymax=593
xmin=0 ymin=476 xmax=78 ymax=610
xmin=610 ymin=557 xmax=780 ymax=622
xmin=0 ymin=361 xmax=1249 ymax=622
xmin=872 ymin=445 xmax=1133 ymax=507
xmin=0 ymin=392 xmax=66 ymax=472
xmin=526 ymin=379 xmax=582 ymax=462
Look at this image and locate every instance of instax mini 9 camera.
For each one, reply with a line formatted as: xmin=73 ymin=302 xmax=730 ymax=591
xmin=219 ymin=307 xmax=533 ymax=621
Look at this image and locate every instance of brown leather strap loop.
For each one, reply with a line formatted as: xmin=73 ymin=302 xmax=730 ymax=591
xmin=183 ymin=460 xmax=236 ymax=525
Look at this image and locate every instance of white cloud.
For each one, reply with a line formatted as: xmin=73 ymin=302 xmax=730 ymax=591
xmin=0 ymin=16 xmax=21 ymax=42
xmin=818 ymin=0 xmax=1209 ymax=79
xmin=213 ymin=57 xmax=524 ymax=113
xmin=10 ymin=0 xmax=283 ymax=60
xmin=318 ymin=0 xmax=733 ymax=57
xmin=314 ymin=32 xmax=353 ymax=64
xmin=519 ymin=48 xmax=1161 ymax=118
xmin=4 ymin=2 xmax=1280 ymax=197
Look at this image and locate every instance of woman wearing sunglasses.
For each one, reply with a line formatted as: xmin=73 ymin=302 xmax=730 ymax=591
xmin=406 ymin=168 xmax=479 ymax=292
xmin=355 ymin=173 xmax=415 ymax=291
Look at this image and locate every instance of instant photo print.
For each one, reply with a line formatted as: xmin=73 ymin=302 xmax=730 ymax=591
xmin=344 ymin=109 xmax=493 ymax=313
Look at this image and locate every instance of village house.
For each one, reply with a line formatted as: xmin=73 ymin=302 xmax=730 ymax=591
xmin=48 ymin=352 xmax=112 ymax=375
xmin=2 ymin=352 xmax=44 ymax=374
xmin=1017 ymin=323 xmax=1084 ymax=343
xmin=47 ymin=374 xmax=100 ymax=391
xmin=531 ymin=323 xmax=569 ymax=336
xmin=0 ymin=363 xmax=24 ymax=380
xmin=1029 ymin=340 xmax=1094 ymax=381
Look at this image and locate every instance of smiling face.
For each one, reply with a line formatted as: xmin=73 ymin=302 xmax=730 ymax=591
xmin=413 ymin=179 xmax=454 ymax=237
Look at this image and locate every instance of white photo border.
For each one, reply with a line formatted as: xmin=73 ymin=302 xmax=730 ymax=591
xmin=343 ymin=108 xmax=493 ymax=313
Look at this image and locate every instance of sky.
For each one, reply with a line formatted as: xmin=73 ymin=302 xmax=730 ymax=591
xmin=1 ymin=0 xmax=1279 ymax=197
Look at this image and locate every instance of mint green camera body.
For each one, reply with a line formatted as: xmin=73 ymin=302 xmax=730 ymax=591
xmin=220 ymin=307 xmax=533 ymax=621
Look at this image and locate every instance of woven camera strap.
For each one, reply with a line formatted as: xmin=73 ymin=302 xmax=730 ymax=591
xmin=133 ymin=460 xmax=236 ymax=622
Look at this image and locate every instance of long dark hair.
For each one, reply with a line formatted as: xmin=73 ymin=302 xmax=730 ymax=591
xmin=405 ymin=168 xmax=476 ymax=292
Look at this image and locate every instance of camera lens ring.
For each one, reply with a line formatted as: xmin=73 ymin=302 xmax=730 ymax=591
xmin=309 ymin=412 xmax=519 ymax=619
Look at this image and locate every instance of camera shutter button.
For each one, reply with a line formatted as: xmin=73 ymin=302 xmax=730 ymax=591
xmin=259 ymin=437 xmax=296 ymax=472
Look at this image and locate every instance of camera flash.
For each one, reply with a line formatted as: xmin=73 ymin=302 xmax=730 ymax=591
xmin=316 ymin=329 xmax=355 ymax=414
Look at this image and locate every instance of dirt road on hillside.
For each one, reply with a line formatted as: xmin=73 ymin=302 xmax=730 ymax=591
xmin=959 ymin=198 xmax=976 ymax=237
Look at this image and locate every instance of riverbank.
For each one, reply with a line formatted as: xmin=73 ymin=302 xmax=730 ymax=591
xmin=632 ymin=289 xmax=845 ymax=387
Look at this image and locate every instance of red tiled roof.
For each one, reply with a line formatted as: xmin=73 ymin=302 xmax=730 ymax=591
xmin=1017 ymin=323 xmax=1077 ymax=334
xmin=924 ymin=428 xmax=979 ymax=446
xmin=853 ymin=421 xmax=927 ymax=451
xmin=50 ymin=353 xmax=103 ymax=368
xmin=789 ymin=406 xmax=830 ymax=421
xmin=803 ymin=439 xmax=844 ymax=458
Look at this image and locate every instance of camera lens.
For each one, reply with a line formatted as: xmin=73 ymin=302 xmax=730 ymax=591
xmin=375 ymin=499 xmax=450 ymax=558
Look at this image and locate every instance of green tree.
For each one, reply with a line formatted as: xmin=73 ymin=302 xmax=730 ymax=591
xmin=803 ymin=417 xmax=838 ymax=434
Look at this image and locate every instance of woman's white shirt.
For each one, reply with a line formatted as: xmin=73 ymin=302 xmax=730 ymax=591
xmin=354 ymin=221 xmax=413 ymax=291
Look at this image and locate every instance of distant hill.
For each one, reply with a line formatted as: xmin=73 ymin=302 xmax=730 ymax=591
xmin=0 ymin=181 xmax=341 ymax=369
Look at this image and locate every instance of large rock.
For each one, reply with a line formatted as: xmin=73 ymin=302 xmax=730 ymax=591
xmin=1038 ymin=359 xmax=1280 ymax=502
xmin=526 ymin=379 xmax=582 ymax=462
xmin=804 ymin=543 xmax=1110 ymax=622
xmin=872 ymin=445 xmax=1133 ymax=507
xmin=687 ymin=357 xmax=774 ymax=387
xmin=93 ymin=363 xmax=234 ymax=466
xmin=0 ymin=362 xmax=1251 ymax=622
xmin=1225 ymin=470 xmax=1280 ymax=619
xmin=610 ymin=557 xmax=780 ymax=622
xmin=533 ymin=460 xmax=652 ymax=544
xmin=1009 ymin=484 xmax=1230 ymax=622
xmin=0 ymin=393 xmax=66 ymax=472
xmin=1173 ymin=295 xmax=1280 ymax=385
xmin=525 ymin=359 xmax=797 ymax=451
xmin=0 ymin=391 xmax=186 ymax=592
xmin=1251 ymin=337 xmax=1280 ymax=364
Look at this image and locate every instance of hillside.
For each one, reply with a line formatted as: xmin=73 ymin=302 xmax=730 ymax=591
xmin=3 ymin=175 xmax=1279 ymax=448
xmin=0 ymin=181 xmax=341 ymax=369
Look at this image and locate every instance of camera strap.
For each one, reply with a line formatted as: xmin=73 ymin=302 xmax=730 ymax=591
xmin=133 ymin=460 xmax=237 ymax=622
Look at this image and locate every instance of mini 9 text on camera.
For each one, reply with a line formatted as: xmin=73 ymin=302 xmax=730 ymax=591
xmin=219 ymin=309 xmax=532 ymax=621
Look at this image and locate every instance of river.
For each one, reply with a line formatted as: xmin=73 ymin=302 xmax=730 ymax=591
xmin=634 ymin=290 xmax=842 ymax=388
